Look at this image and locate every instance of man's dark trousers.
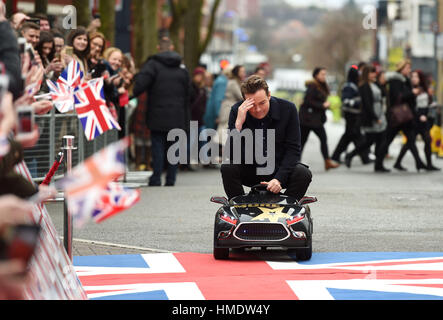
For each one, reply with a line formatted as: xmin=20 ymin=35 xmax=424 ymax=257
xmin=221 ymin=163 xmax=312 ymax=200
xmin=149 ymin=131 xmax=179 ymax=186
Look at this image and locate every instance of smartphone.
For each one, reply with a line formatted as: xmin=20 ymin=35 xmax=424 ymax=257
xmin=18 ymin=37 xmax=27 ymax=56
xmin=65 ymin=46 xmax=73 ymax=56
xmin=25 ymin=43 xmax=35 ymax=62
xmin=16 ymin=105 xmax=35 ymax=139
xmin=0 ymin=74 xmax=9 ymax=108
xmin=90 ymin=62 xmax=107 ymax=78
xmin=0 ymin=224 xmax=41 ymax=274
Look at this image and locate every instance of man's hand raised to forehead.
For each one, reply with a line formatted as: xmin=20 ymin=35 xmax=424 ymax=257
xmin=235 ymin=98 xmax=254 ymax=131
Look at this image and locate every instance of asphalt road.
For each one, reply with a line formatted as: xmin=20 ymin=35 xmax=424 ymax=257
xmin=46 ymin=120 xmax=443 ymax=255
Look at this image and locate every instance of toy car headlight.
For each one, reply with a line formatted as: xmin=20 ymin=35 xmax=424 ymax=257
xmin=219 ymin=211 xmax=238 ymax=226
xmin=286 ymin=207 xmax=306 ymax=226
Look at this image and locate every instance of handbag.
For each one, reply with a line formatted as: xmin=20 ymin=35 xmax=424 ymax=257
xmin=389 ymin=103 xmax=414 ymax=128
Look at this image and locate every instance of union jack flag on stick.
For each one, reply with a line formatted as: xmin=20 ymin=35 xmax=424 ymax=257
xmin=46 ymin=80 xmax=75 ymax=113
xmin=92 ymin=182 xmax=141 ymax=224
xmin=74 ymin=78 xmax=121 ymax=141
xmin=56 ymin=138 xmax=131 ymax=228
xmin=57 ymin=59 xmax=84 ymax=88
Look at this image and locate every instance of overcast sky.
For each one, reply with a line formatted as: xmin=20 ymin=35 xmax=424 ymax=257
xmin=285 ymin=0 xmax=377 ymax=9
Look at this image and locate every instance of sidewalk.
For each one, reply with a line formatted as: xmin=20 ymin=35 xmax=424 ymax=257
xmin=71 ymin=238 xmax=169 ymax=256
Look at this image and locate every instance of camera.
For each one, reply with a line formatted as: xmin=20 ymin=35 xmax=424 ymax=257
xmin=16 ymin=105 xmax=35 ymax=139
xmin=0 ymin=224 xmax=41 ymax=276
xmin=90 ymin=61 xmax=107 ymax=78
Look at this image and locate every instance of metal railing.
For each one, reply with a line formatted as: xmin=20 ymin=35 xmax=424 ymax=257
xmin=23 ymin=109 xmax=119 ymax=183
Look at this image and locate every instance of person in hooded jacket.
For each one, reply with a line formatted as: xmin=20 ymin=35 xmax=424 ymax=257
xmin=299 ymin=67 xmax=339 ymax=171
xmin=133 ymin=37 xmax=191 ymax=187
xmin=331 ymin=65 xmax=371 ymax=164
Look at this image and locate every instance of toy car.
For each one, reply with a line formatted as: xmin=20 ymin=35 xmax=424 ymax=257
xmin=211 ymin=184 xmax=316 ymax=261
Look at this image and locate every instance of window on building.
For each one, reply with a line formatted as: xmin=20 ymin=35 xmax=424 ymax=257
xmin=419 ymin=5 xmax=435 ymax=33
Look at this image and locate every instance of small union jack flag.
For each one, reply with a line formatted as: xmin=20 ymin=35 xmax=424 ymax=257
xmin=56 ymin=138 xmax=130 ymax=228
xmin=25 ymin=79 xmax=42 ymax=96
xmin=58 ymin=60 xmax=84 ymax=88
xmin=74 ymin=78 xmax=121 ymax=141
xmin=46 ymin=80 xmax=75 ymax=113
xmin=92 ymin=182 xmax=141 ymax=224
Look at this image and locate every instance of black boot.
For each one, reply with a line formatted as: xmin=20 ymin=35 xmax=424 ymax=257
xmin=393 ymin=163 xmax=408 ymax=171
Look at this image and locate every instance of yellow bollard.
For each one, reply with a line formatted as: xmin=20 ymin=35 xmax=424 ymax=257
xmin=430 ymin=125 xmax=441 ymax=154
xmin=439 ymin=126 xmax=443 ymax=158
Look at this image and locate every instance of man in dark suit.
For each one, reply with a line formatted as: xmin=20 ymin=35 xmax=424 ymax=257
xmin=221 ymin=75 xmax=312 ymax=201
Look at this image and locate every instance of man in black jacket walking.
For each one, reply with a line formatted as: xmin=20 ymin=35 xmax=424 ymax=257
xmin=133 ymin=37 xmax=191 ymax=186
xmin=221 ymin=76 xmax=312 ymax=201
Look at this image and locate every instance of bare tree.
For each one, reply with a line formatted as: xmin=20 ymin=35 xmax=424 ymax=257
xmin=72 ymin=0 xmax=91 ymax=29
xmin=99 ymin=0 xmax=115 ymax=46
xmin=169 ymin=0 xmax=221 ymax=72
xmin=133 ymin=0 xmax=158 ymax=68
xmin=302 ymin=7 xmax=370 ymax=82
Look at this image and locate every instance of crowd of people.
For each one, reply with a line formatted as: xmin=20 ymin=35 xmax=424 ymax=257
xmin=0 ymin=1 xmax=441 ymax=299
xmin=0 ymin=5 xmax=139 ymax=298
xmin=299 ymin=61 xmax=441 ymax=173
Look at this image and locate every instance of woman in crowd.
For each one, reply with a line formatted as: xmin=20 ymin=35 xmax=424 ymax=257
xmin=331 ymin=65 xmax=371 ymax=164
xmin=383 ymin=60 xmax=426 ymax=172
xmin=299 ymin=67 xmax=339 ymax=171
xmin=87 ymin=31 xmax=107 ymax=78
xmin=65 ymin=26 xmax=90 ymax=74
xmin=36 ymin=31 xmax=63 ymax=83
xmin=36 ymin=31 xmax=55 ymax=70
xmin=217 ymin=65 xmax=245 ymax=148
xmin=393 ymin=70 xmax=440 ymax=171
xmin=103 ymin=47 xmax=125 ymax=138
xmin=345 ymin=65 xmax=390 ymax=172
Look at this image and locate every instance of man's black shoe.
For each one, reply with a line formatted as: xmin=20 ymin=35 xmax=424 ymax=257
xmin=375 ymin=166 xmax=391 ymax=173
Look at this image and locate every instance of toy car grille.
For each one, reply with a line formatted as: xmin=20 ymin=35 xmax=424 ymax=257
xmin=234 ymin=223 xmax=290 ymax=241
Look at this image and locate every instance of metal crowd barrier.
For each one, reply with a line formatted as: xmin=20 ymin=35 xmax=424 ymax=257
xmin=23 ymin=109 xmax=119 ymax=183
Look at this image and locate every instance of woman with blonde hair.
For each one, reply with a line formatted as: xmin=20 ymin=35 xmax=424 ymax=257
xmin=88 ymin=31 xmax=106 ymax=64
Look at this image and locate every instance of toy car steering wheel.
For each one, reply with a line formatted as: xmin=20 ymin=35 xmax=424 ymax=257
xmin=251 ymin=184 xmax=272 ymax=193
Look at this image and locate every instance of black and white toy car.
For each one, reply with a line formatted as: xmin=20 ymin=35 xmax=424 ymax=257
xmin=211 ymin=184 xmax=316 ymax=261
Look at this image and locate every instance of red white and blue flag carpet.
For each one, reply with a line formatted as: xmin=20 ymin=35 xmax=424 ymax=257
xmin=74 ymin=252 xmax=443 ymax=300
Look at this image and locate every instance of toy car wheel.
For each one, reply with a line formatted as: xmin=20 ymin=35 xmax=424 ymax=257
xmin=213 ymin=247 xmax=229 ymax=260
xmin=288 ymin=239 xmax=312 ymax=261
